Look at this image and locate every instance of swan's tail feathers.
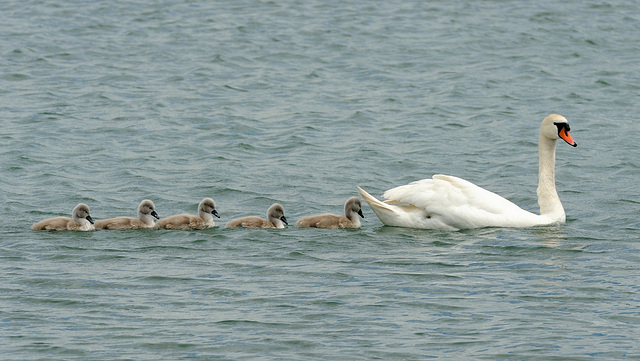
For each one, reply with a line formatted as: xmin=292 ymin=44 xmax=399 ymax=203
xmin=358 ymin=186 xmax=389 ymax=209
xmin=358 ymin=186 xmax=398 ymax=225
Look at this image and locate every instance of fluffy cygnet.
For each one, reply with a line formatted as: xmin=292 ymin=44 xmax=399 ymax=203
xmin=155 ymin=198 xmax=219 ymax=230
xmin=296 ymin=197 xmax=364 ymax=229
xmin=225 ymin=203 xmax=287 ymax=229
xmin=31 ymin=203 xmax=95 ymax=231
xmin=94 ymin=199 xmax=159 ymax=230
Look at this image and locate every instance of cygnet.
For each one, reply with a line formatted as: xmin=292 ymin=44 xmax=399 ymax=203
xmin=94 ymin=199 xmax=159 ymax=230
xmin=31 ymin=203 xmax=95 ymax=231
xmin=156 ymin=198 xmax=219 ymax=230
xmin=225 ymin=203 xmax=287 ymax=229
xmin=296 ymin=197 xmax=364 ymax=229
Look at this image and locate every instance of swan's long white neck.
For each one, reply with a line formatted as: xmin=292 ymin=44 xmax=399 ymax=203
xmin=537 ymin=133 xmax=565 ymax=222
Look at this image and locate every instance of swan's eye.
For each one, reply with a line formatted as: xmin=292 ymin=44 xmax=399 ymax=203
xmin=554 ymin=122 xmax=570 ymax=133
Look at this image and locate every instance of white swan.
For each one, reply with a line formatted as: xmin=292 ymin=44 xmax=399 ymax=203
xmin=225 ymin=203 xmax=288 ymax=229
xmin=296 ymin=197 xmax=364 ymax=229
xmin=32 ymin=203 xmax=95 ymax=231
xmin=358 ymin=114 xmax=577 ymax=231
xmin=94 ymin=200 xmax=159 ymax=230
xmin=156 ymin=198 xmax=219 ymax=230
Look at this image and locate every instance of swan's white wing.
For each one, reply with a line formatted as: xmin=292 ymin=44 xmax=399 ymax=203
xmin=358 ymin=186 xmax=459 ymax=230
xmin=381 ymin=175 xmax=540 ymax=229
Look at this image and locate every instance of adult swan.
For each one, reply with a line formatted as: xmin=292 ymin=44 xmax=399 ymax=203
xmin=358 ymin=114 xmax=578 ymax=231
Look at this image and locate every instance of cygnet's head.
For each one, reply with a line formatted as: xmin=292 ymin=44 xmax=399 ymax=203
xmin=73 ymin=203 xmax=94 ymax=224
xmin=200 ymin=198 xmax=220 ymax=218
xmin=268 ymin=203 xmax=287 ymax=225
xmin=345 ymin=197 xmax=364 ymax=218
xmin=139 ymin=199 xmax=159 ymax=219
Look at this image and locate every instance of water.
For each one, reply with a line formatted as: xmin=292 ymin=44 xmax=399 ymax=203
xmin=2 ymin=0 xmax=640 ymax=359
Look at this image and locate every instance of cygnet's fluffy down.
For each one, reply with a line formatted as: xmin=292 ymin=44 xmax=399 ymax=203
xmin=32 ymin=203 xmax=95 ymax=231
xmin=94 ymin=200 xmax=159 ymax=230
xmin=296 ymin=197 xmax=364 ymax=229
xmin=156 ymin=198 xmax=219 ymax=230
xmin=225 ymin=203 xmax=287 ymax=229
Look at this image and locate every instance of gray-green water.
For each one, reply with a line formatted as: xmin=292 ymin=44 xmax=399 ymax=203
xmin=2 ymin=0 xmax=640 ymax=359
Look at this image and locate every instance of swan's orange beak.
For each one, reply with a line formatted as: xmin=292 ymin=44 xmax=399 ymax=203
xmin=559 ymin=128 xmax=577 ymax=147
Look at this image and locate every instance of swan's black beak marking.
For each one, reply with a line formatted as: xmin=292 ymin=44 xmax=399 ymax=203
xmin=555 ymin=122 xmax=577 ymax=147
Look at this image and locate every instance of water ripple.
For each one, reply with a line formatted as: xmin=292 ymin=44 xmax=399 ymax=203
xmin=2 ymin=0 xmax=640 ymax=360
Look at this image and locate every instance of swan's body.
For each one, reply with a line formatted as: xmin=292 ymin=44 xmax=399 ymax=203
xmin=225 ymin=203 xmax=288 ymax=229
xmin=95 ymin=200 xmax=159 ymax=230
xmin=32 ymin=203 xmax=95 ymax=231
xmin=156 ymin=198 xmax=219 ymax=230
xmin=359 ymin=114 xmax=577 ymax=231
xmin=297 ymin=197 xmax=364 ymax=229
